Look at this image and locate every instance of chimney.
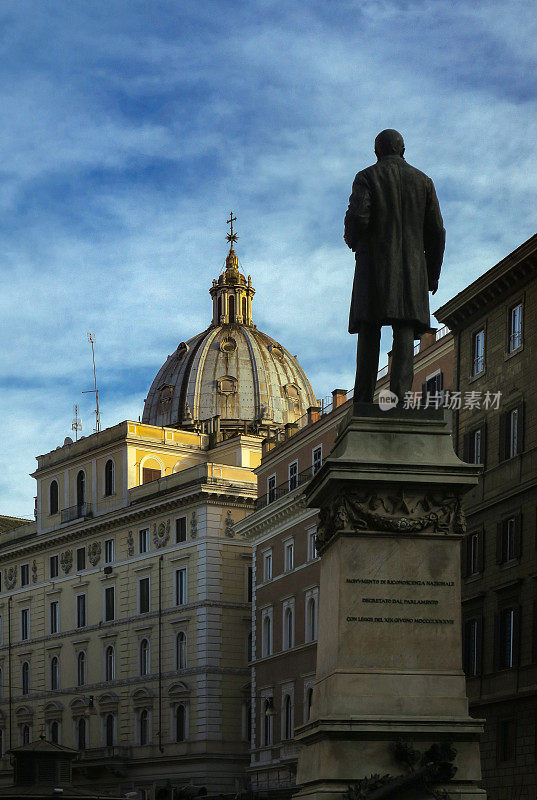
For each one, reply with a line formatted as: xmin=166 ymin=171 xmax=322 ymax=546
xmin=307 ymin=406 xmax=321 ymax=425
xmin=331 ymin=389 xmax=347 ymax=408
xmin=285 ymin=422 xmax=298 ymax=439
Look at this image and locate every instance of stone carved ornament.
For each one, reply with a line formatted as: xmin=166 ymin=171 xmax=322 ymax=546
xmin=4 ymin=567 xmax=16 ymax=590
xmin=190 ymin=511 xmax=198 ymax=540
xmin=316 ymin=489 xmax=465 ymax=553
xmin=60 ymin=550 xmax=73 ymax=574
xmin=31 ymin=560 xmax=38 ymax=583
xmin=224 ymin=510 xmax=235 ymax=538
xmin=88 ymin=542 xmax=101 ymax=566
xmin=127 ymin=531 xmax=134 ymax=557
xmin=153 ymin=520 xmax=170 ymax=549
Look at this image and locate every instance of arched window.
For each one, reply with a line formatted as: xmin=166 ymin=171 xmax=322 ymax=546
xmin=76 ymin=470 xmax=85 ymax=508
xmin=217 ymin=297 xmax=222 ymax=321
xmin=175 ymin=704 xmax=186 ymax=742
xmin=49 ymin=480 xmax=59 ymax=515
xmin=242 ymin=296 xmax=247 ymax=321
xmin=77 ymin=652 xmax=86 ymax=687
xmin=263 ymin=615 xmax=271 ymax=657
xmin=176 ymin=632 xmax=186 ymax=670
xmin=77 ymin=717 xmax=86 ymax=750
xmin=140 ymin=639 xmax=150 ymax=677
xmin=105 ymin=713 xmax=114 ymax=747
xmin=284 ymin=694 xmax=293 ymax=739
xmin=306 ymin=686 xmax=313 ymax=721
xmin=229 ymin=295 xmax=235 ymax=323
xmin=50 ymin=656 xmax=59 ymax=691
xmin=307 ymin=597 xmax=317 ymax=641
xmin=139 ymin=709 xmax=149 ymax=745
xmin=105 ymin=646 xmax=115 ymax=681
xmin=21 ymin=662 xmax=30 ymax=695
xmin=22 ymin=724 xmax=30 ymax=745
xmin=104 ymin=460 xmax=115 ymax=496
xmin=263 ymin=699 xmax=273 ymax=746
xmin=285 ymin=607 xmax=294 ymax=649
xmin=50 ymin=720 xmax=59 ymax=744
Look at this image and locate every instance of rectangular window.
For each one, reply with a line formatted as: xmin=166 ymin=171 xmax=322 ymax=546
xmin=139 ymin=529 xmax=150 ymax=554
xmin=0 ymin=615 xmax=3 ymax=645
xmin=509 ymin=303 xmax=523 ymax=353
xmin=308 ymin=531 xmax=318 ymax=561
xmin=20 ymin=608 xmax=30 ymax=641
xmin=498 ymin=718 xmax=517 ymax=762
xmin=472 ymin=329 xmax=485 ymax=376
xmin=49 ymin=555 xmax=59 ymax=579
xmin=176 ymin=517 xmax=187 ymax=543
xmin=139 ymin=577 xmax=150 ymax=614
xmin=288 ymin=461 xmax=298 ymax=491
xmin=247 ymin=566 xmax=253 ymax=603
xmin=312 ymin=446 xmax=322 ymax=474
xmin=263 ymin=551 xmax=272 ymax=582
xmin=501 ymin=518 xmax=516 ymax=563
xmin=498 ymin=607 xmax=518 ymax=669
xmin=20 ymin=564 xmax=29 ymax=587
xmin=284 ymin=541 xmax=294 ymax=572
xmin=76 ymin=547 xmax=86 ymax=571
xmin=508 ymin=408 xmax=519 ymax=458
xmin=76 ymin=594 xmax=87 ymax=628
xmin=104 ymin=539 xmax=114 ymax=564
xmin=267 ymin=475 xmax=276 ymax=503
xmin=104 ymin=586 xmax=115 ymax=622
xmin=422 ymin=371 xmax=444 ymax=405
xmin=175 ymin=569 xmax=187 ymax=605
xmin=469 ymin=532 xmax=480 ymax=575
xmin=49 ymin=601 xmax=59 ymax=634
xmin=463 ymin=617 xmax=481 ymax=676
xmin=464 ymin=426 xmax=485 ymax=465
xmin=500 ymin=403 xmax=524 ymax=461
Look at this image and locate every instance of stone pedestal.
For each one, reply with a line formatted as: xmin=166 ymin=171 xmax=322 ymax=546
xmin=294 ymin=406 xmax=486 ymax=800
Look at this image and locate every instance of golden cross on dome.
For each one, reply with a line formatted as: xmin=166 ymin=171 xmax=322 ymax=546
xmin=226 ymin=211 xmax=238 ymax=245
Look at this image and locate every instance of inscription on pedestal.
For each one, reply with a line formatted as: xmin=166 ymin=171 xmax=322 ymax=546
xmin=344 ymin=576 xmax=455 ymax=625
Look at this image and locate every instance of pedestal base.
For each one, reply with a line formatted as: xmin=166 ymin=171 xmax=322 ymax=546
xmin=294 ymin=409 xmax=486 ymax=799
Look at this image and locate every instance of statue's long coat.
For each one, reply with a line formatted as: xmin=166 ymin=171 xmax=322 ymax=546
xmin=344 ymin=154 xmax=445 ymax=337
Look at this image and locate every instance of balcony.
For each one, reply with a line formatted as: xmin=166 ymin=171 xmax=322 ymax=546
xmin=61 ymin=503 xmax=93 ymax=524
xmin=76 ymin=745 xmax=132 ymax=762
xmin=255 ymin=467 xmax=314 ymax=511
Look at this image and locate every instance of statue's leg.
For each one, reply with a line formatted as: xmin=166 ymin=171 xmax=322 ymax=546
xmin=353 ymin=322 xmax=381 ymax=405
xmin=390 ymin=323 xmax=415 ymax=401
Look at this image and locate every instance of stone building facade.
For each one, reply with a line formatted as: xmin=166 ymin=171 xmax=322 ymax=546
xmin=235 ymin=328 xmax=454 ymax=793
xmin=0 ymin=234 xmax=317 ymax=799
xmin=436 ymin=232 xmax=537 ymax=800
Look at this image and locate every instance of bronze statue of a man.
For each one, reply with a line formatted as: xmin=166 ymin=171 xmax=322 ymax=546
xmin=344 ymin=129 xmax=445 ymax=404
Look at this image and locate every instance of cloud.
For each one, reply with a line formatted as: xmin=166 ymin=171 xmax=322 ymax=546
xmin=1 ymin=0 xmax=536 ymax=513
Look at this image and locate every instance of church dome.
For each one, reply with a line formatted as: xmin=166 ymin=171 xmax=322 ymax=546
xmin=142 ymin=216 xmax=317 ymax=435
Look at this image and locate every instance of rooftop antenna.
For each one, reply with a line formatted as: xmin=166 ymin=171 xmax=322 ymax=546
xmin=82 ymin=332 xmax=101 ymax=433
xmin=71 ymin=404 xmax=82 ymax=441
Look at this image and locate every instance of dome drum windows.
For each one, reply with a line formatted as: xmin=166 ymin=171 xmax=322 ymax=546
xmin=104 ymin=459 xmax=115 ymax=497
xmin=49 ymin=480 xmax=59 ymax=515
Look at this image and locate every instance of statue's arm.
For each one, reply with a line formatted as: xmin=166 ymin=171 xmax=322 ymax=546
xmin=424 ymin=179 xmax=446 ymax=293
xmin=344 ymin=173 xmax=371 ymax=252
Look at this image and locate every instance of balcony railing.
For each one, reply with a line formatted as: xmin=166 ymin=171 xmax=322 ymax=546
xmin=76 ymin=745 xmax=131 ymax=761
xmin=255 ymin=466 xmax=317 ymax=511
xmin=61 ymin=503 xmax=93 ymax=524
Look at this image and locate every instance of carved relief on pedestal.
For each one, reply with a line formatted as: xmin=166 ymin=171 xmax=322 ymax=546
xmin=316 ymin=488 xmax=465 ymax=553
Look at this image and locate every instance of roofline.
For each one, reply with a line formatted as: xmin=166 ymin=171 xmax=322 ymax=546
xmin=435 ymin=233 xmax=537 ymax=330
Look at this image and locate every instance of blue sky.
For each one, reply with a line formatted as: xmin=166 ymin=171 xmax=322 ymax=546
xmin=1 ymin=0 xmax=536 ymax=516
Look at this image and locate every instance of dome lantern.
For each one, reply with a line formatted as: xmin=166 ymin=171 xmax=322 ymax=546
xmin=209 ymin=212 xmax=255 ymax=326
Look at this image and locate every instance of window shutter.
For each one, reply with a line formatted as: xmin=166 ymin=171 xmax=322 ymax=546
xmin=476 ymin=615 xmax=484 ymax=676
xmin=463 ymin=433 xmax=471 ymax=463
xmin=461 ymin=536 xmax=469 ymax=579
xmin=532 ymin=599 xmax=537 ymax=663
xmin=478 ymin=528 xmax=485 ymax=573
xmin=517 ymin=401 xmax=525 ymax=453
xmin=499 ymin=412 xmax=507 ymax=462
xmin=496 ymin=522 xmax=503 ymax=564
xmin=514 ymin=513 xmax=523 ymax=559
xmin=513 ymin=605 xmax=521 ymax=668
xmin=493 ymin=612 xmax=500 ymax=670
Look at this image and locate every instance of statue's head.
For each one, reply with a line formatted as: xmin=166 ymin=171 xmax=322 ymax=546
xmin=374 ymin=129 xmax=405 ymax=158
